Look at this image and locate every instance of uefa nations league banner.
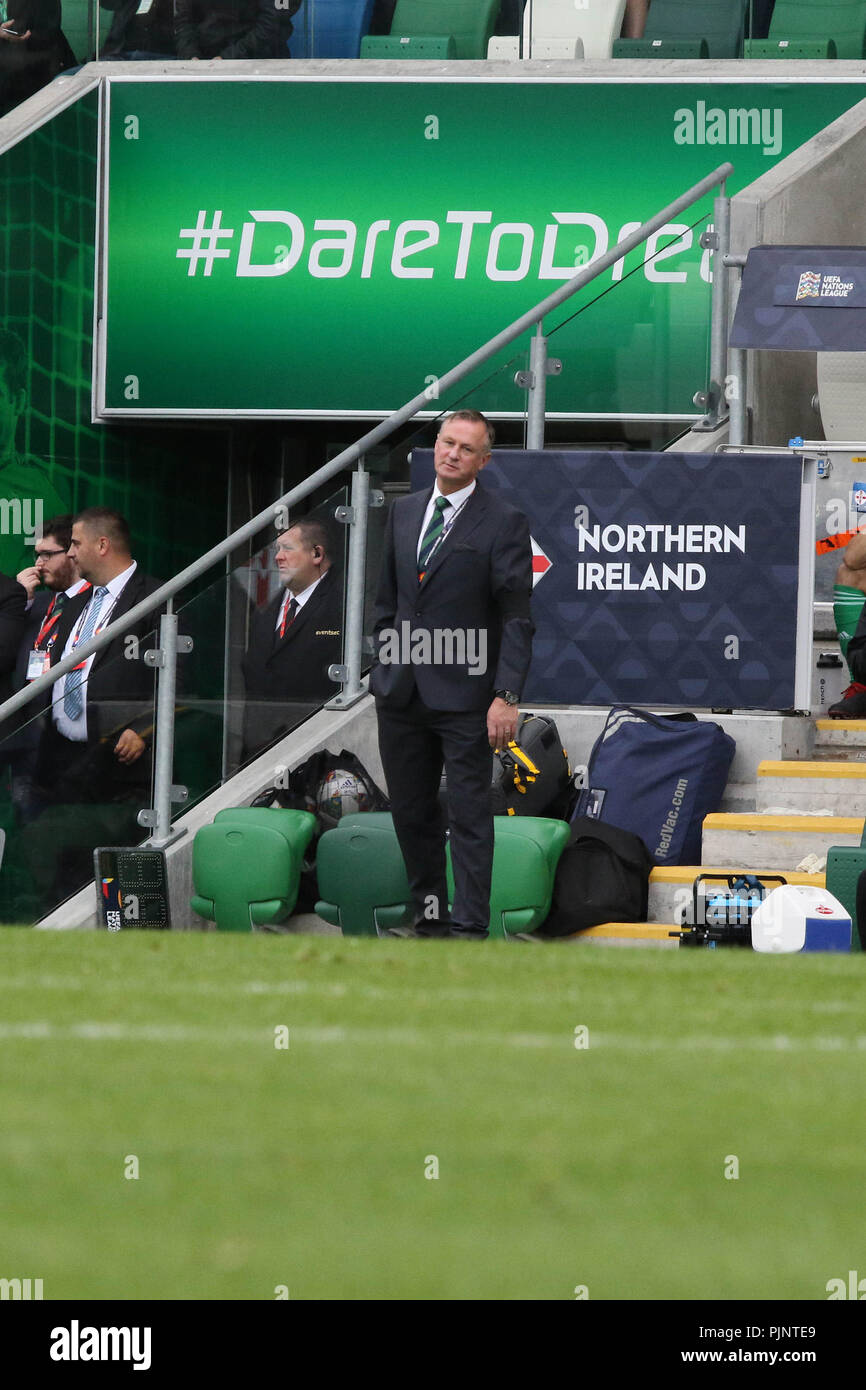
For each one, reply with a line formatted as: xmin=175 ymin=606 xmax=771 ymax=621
xmin=97 ymin=76 xmax=865 ymax=421
xmin=411 ymin=450 xmax=814 ymax=711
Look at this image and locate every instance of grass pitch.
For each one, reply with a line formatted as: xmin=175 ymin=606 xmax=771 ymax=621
xmin=1 ymin=929 xmax=865 ymax=1301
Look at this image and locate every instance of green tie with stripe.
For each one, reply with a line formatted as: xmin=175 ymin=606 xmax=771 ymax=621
xmin=418 ymin=496 xmax=450 ymax=579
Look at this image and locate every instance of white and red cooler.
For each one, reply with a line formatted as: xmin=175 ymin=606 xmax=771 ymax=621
xmin=751 ymin=885 xmax=852 ymax=954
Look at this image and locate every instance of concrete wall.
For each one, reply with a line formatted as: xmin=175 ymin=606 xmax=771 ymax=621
xmin=731 ymin=94 xmax=866 ymax=447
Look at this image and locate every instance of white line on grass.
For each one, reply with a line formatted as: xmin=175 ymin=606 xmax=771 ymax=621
xmin=3 ymin=975 xmax=865 ymax=1018
xmin=1 ymin=1021 xmax=866 ymax=1052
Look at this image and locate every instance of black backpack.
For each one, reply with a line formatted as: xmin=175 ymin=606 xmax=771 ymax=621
xmin=538 ymin=816 xmax=653 ymax=938
xmin=491 ymin=712 xmax=573 ymax=819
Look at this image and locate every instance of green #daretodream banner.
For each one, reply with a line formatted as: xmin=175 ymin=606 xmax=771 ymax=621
xmin=98 ymin=77 xmax=864 ymax=420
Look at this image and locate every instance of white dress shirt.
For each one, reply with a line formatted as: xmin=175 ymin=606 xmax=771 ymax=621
xmin=417 ymin=480 xmax=476 ymax=563
xmin=52 ymin=562 xmax=138 ymax=742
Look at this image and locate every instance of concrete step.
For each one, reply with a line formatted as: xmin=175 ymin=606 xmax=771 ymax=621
xmin=648 ymin=864 xmax=826 ymax=925
xmin=813 ymin=718 xmax=866 ymax=755
xmin=756 ymin=759 xmax=866 ymax=815
xmin=702 ymin=813 xmax=863 ymax=870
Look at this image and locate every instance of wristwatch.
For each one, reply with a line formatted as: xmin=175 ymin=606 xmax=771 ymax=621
xmin=494 ymin=689 xmax=520 ymax=705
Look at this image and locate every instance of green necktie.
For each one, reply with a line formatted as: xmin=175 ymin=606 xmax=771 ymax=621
xmin=418 ymin=496 xmax=450 ymax=578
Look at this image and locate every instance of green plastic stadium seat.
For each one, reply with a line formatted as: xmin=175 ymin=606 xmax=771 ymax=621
xmin=746 ymin=0 xmax=866 ymax=59
xmin=611 ymin=37 xmax=710 ymax=58
xmin=615 ymin=0 xmax=745 ymax=59
xmin=316 ymin=812 xmax=569 ymax=939
xmin=360 ymin=34 xmax=457 ymax=58
xmin=385 ymin=0 xmax=499 ymax=59
xmin=746 ymin=37 xmax=838 ymax=56
xmin=191 ymin=808 xmax=317 ymax=932
xmin=315 ymin=812 xmax=412 ymax=937
xmin=447 ymin=816 xmax=571 ymax=940
xmin=823 ymin=846 xmax=865 ymax=951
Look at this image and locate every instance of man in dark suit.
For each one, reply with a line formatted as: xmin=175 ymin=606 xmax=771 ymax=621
xmin=371 ymin=409 xmax=534 ymax=941
xmin=10 ymin=509 xmax=163 ymax=914
xmin=34 ymin=507 xmax=162 ymax=811
xmin=241 ymin=519 xmax=343 ymax=759
xmin=5 ymin=513 xmax=88 ymax=820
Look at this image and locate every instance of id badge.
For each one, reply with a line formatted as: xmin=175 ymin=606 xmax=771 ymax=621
xmin=27 ymin=649 xmax=50 ymax=681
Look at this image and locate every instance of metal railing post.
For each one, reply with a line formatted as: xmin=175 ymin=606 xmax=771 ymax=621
xmin=695 ymin=185 xmax=731 ymax=430
xmin=138 ymin=601 xmax=192 ymax=848
xmin=327 ymin=463 xmax=383 ymax=708
xmin=724 ymin=253 xmax=749 ymax=447
xmin=518 ymin=321 xmax=562 ymax=452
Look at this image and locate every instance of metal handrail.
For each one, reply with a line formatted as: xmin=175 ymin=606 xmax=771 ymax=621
xmin=0 ymin=160 xmax=732 ymax=728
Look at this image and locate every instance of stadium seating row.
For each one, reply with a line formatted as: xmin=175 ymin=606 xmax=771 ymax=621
xmin=191 ymin=808 xmax=569 ymax=938
xmin=53 ymin=1 xmax=866 ymax=67
xmin=310 ymin=0 xmax=866 ymax=64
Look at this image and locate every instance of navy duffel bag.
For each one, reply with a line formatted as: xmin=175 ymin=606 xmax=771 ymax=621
xmin=573 ymin=707 xmax=736 ymax=866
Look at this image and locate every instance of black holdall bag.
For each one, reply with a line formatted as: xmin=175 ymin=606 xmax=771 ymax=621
xmin=538 ymin=815 xmax=654 ymax=938
xmin=491 ymin=712 xmax=573 ymax=818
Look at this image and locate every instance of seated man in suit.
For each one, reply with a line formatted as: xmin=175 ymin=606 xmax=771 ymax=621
xmin=241 ymin=519 xmax=343 ymax=759
xmin=371 ymin=409 xmax=534 ymax=941
xmin=100 ymin=0 xmax=178 ymax=58
xmin=174 ymin=0 xmax=280 ymax=59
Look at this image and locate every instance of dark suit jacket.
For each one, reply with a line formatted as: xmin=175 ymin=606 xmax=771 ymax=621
xmin=0 ymin=573 xmax=27 ymax=704
xmin=370 ymin=482 xmax=533 ymax=712
xmin=1 ymin=585 xmax=51 ymax=752
xmin=100 ymin=0 xmax=177 ymax=56
xmin=241 ymin=566 xmax=343 ymax=755
xmin=47 ymin=568 xmax=163 ymax=744
xmin=33 ymin=568 xmax=163 ymax=804
xmin=174 ymin=0 xmax=280 ymax=59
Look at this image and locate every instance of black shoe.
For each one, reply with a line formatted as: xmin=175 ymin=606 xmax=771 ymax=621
xmin=414 ymin=918 xmax=452 ymax=939
xmin=828 ymin=682 xmax=866 ymax=718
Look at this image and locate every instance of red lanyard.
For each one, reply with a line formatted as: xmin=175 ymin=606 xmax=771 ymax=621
xmin=33 ymin=582 xmax=92 ymax=652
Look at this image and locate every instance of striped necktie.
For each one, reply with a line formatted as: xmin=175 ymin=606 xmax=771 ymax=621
xmin=63 ymin=585 xmax=109 ymax=721
xmin=418 ymin=496 xmax=451 ymax=579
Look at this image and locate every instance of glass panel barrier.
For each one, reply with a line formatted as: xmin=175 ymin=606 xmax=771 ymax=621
xmin=544 ymin=200 xmax=715 ymax=452
xmin=0 ymin=478 xmax=352 ymax=925
xmin=0 ymin=615 xmax=159 ymax=924
xmin=170 ymin=484 xmax=349 ymax=817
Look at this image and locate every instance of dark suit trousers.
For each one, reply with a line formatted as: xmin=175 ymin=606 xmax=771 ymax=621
xmin=377 ymin=694 xmax=494 ymax=935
